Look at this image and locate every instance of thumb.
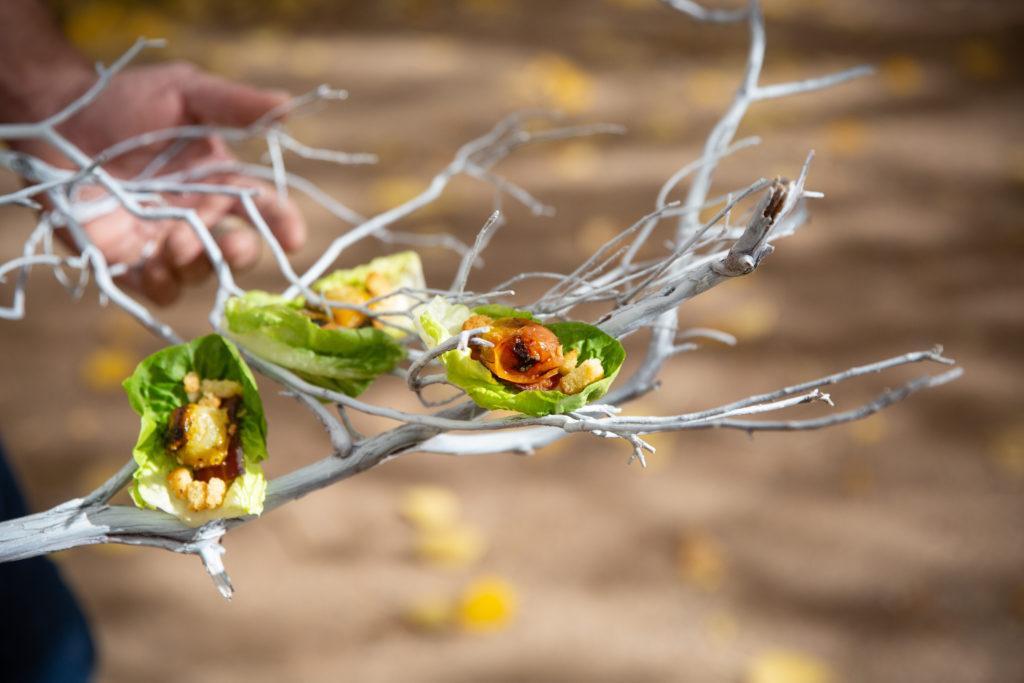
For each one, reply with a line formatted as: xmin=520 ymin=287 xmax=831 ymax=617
xmin=182 ymin=71 xmax=290 ymax=127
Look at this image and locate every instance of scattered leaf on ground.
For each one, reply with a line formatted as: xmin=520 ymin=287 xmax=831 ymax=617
xmin=677 ymin=531 xmax=727 ymax=592
xmin=400 ymin=486 xmax=462 ymax=532
xmin=881 ymin=56 xmax=925 ymax=97
xmin=458 ymin=576 xmax=518 ymax=633
xmin=80 ymin=347 xmax=137 ymax=392
xmin=747 ymin=650 xmax=835 ymax=683
xmin=513 ymin=54 xmax=594 ymax=114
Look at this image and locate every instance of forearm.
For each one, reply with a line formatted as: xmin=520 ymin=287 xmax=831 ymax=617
xmin=0 ymin=0 xmax=92 ymax=123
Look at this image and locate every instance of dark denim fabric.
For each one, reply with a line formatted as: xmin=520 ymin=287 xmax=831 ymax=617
xmin=0 ymin=443 xmax=96 ymax=683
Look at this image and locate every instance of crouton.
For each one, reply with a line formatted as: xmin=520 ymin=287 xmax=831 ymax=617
xmin=558 ymin=358 xmax=604 ymax=395
xmin=558 ymin=349 xmax=579 ymax=375
xmin=205 ymin=477 xmax=227 ymax=509
xmin=167 ymin=467 xmax=193 ymax=501
xmin=200 ymin=378 xmax=243 ymax=399
xmin=183 ymin=371 xmax=201 ymax=402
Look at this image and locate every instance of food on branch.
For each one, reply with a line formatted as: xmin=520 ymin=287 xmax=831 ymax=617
xmin=123 ymin=335 xmax=269 ymax=526
xmin=461 ymin=315 xmax=605 ymax=394
xmin=224 ymin=252 xmax=423 ymax=396
xmin=417 ymin=299 xmax=625 ymax=417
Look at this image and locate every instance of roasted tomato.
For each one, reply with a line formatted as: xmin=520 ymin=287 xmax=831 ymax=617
xmin=465 ymin=316 xmax=564 ymax=387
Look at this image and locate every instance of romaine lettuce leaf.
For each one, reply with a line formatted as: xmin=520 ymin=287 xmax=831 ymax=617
xmin=122 ymin=334 xmax=268 ymax=526
xmin=416 ymin=297 xmax=625 ymax=417
xmin=224 ymin=291 xmax=405 ymax=397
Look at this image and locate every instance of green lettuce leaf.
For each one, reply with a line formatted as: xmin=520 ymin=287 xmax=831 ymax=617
xmin=416 ymin=298 xmax=626 ymax=417
xmin=122 ymin=334 xmax=268 ymax=527
xmin=224 ymin=291 xmax=405 ymax=397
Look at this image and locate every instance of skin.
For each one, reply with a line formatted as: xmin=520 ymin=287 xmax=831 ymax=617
xmin=0 ymin=1 xmax=307 ymax=305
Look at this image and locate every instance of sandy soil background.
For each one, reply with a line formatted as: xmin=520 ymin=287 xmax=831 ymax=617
xmin=1 ymin=1 xmax=1022 ymax=681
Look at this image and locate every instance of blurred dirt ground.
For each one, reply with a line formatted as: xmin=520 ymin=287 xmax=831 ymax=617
xmin=1 ymin=0 xmax=1023 ymax=681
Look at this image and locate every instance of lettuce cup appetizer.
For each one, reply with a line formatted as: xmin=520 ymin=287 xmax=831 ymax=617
xmin=417 ymin=299 xmax=625 ymax=417
xmin=123 ymin=335 xmax=268 ymax=527
xmin=224 ymin=252 xmax=423 ymax=396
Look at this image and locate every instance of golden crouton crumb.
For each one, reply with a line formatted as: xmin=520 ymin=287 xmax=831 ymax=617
xmin=197 ymin=394 xmax=221 ymax=409
xmin=365 ymin=271 xmax=391 ymax=297
xmin=186 ymin=480 xmax=208 ymax=512
xmin=558 ymin=349 xmax=579 ymax=375
xmin=205 ymin=477 xmax=227 ymax=509
xmin=322 ymin=285 xmax=370 ymax=328
xmin=183 ymin=371 xmax=201 ymax=401
xmin=461 ymin=314 xmax=493 ymax=331
xmin=558 ymin=358 xmax=604 ymax=395
xmin=200 ymin=379 xmax=243 ymax=399
xmin=167 ymin=467 xmax=193 ymax=501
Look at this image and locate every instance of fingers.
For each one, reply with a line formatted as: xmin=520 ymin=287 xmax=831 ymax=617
xmin=223 ymin=177 xmax=307 ymax=253
xmin=141 ymin=255 xmax=181 ymax=307
xmin=128 ymin=176 xmax=306 ymax=306
xmin=214 ymin=224 xmax=261 ymax=271
xmin=182 ymin=70 xmax=290 ymax=128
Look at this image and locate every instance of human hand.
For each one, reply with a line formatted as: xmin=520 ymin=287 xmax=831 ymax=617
xmin=10 ymin=61 xmax=306 ymax=305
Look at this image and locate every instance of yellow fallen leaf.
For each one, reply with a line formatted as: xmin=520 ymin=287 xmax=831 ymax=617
xmin=881 ymin=56 xmax=925 ymax=97
xmin=957 ymin=40 xmax=1004 ymax=82
xmin=404 ymin=594 xmax=455 ymax=632
xmin=458 ymin=576 xmax=518 ymax=633
xmin=988 ymin=425 xmax=1024 ymax=479
xmin=747 ymin=650 xmax=835 ymax=683
xmin=513 ymin=54 xmax=594 ymax=114
xmin=80 ymin=347 xmax=137 ymax=392
xmin=677 ymin=532 xmax=726 ymax=592
xmin=847 ymin=413 xmax=888 ymax=446
xmin=66 ymin=1 xmax=177 ymax=59
xmin=400 ymin=486 xmax=462 ymax=532
xmin=415 ymin=524 xmax=487 ymax=568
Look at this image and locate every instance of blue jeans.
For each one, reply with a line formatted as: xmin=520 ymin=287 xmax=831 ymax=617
xmin=0 ymin=442 xmax=96 ymax=683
